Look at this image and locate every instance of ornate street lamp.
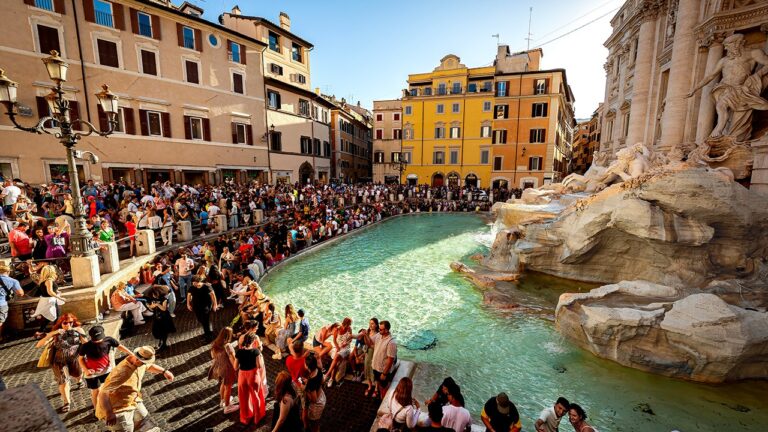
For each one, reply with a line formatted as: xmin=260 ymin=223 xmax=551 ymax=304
xmin=0 ymin=51 xmax=119 ymax=257
xmin=389 ymin=152 xmax=408 ymax=184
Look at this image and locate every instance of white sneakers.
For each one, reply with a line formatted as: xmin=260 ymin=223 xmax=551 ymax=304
xmin=272 ymin=352 xmax=282 ymax=360
xmin=223 ymin=404 xmax=239 ymax=414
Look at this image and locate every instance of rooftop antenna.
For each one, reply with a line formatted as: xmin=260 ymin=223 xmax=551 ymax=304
xmin=492 ymin=34 xmax=500 ymax=46
xmin=525 ymin=7 xmax=533 ymax=50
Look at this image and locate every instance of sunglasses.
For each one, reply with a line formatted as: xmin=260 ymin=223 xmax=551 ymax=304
xmin=62 ymin=321 xmax=75 ymax=325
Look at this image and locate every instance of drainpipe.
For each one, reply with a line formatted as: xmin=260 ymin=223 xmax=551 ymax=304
xmin=513 ymin=69 xmax=525 ymax=188
xmin=259 ymin=44 xmax=271 ymax=184
xmin=72 ymin=0 xmax=92 ymax=122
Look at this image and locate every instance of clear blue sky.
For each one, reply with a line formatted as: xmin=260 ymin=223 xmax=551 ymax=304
xmin=198 ymin=0 xmax=622 ymax=118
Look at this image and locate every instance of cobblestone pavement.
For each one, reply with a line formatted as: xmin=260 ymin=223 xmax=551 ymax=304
xmin=0 ymin=302 xmax=380 ymax=431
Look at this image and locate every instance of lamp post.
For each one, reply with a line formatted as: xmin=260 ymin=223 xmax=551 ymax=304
xmin=0 ymin=51 xmax=119 ymax=257
xmin=389 ymin=152 xmax=408 ymax=184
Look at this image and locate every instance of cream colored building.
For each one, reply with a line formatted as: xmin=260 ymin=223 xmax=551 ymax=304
xmin=1 ymin=0 xmax=270 ymax=185
xmin=220 ymin=8 xmax=332 ymax=184
xmin=373 ymin=99 xmax=402 ymax=183
xmin=321 ymin=97 xmax=372 ymax=182
xmin=600 ymin=0 xmax=768 ymax=158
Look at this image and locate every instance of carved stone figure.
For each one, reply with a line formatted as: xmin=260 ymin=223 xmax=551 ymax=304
xmin=560 ymin=150 xmax=610 ymax=193
xmin=687 ymin=33 xmax=768 ymax=141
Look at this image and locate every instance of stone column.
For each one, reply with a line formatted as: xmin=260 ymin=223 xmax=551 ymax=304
xmin=71 ymin=255 xmax=101 ymax=288
xmin=177 ymin=220 xmax=193 ymax=242
xmin=660 ymin=0 xmax=700 ymax=148
xmin=625 ymin=5 xmax=660 ymax=147
xmin=136 ymin=230 xmax=156 ymax=256
xmin=98 ymin=242 xmax=120 ymax=274
xmin=695 ymin=36 xmax=724 ymax=142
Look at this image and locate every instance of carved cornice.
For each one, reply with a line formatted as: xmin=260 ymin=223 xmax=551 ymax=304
xmin=657 ymin=48 xmax=673 ymax=66
xmin=639 ymin=0 xmax=664 ymax=23
xmin=605 ymin=108 xmax=618 ymax=119
xmin=695 ymin=3 xmax=768 ymax=42
xmin=620 ymin=99 xmax=632 ymax=111
xmin=697 ymin=31 xmax=728 ymax=49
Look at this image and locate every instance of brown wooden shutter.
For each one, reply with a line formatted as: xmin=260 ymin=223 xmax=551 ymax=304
xmin=53 ymin=0 xmax=65 ymax=14
xmin=139 ymin=109 xmax=149 ymax=136
xmin=113 ymin=3 xmax=125 ymax=30
xmin=82 ymin=0 xmax=95 ymax=22
xmin=161 ymin=112 xmax=171 ymax=137
xmin=129 ymin=8 xmax=139 ymax=34
xmin=231 ymin=123 xmax=238 ymax=144
xmin=151 ymin=14 xmax=161 ymax=40
xmin=194 ymin=29 xmax=202 ymax=52
xmin=97 ymin=105 xmax=108 ymax=131
xmin=24 ymin=0 xmax=35 ymax=5
xmin=241 ymin=45 xmax=247 ymax=65
xmin=227 ymin=40 xmax=232 ymax=59
xmin=69 ymin=101 xmax=82 ymax=131
xmin=203 ymin=118 xmax=211 ymax=141
xmin=124 ymin=108 xmax=135 ymax=134
xmin=176 ymin=23 xmax=184 ymax=47
xmin=246 ymin=124 xmax=253 ymax=145
xmin=183 ymin=115 xmax=191 ymax=139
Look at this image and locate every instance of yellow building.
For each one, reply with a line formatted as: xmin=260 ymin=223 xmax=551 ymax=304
xmin=401 ymin=47 xmax=575 ymax=189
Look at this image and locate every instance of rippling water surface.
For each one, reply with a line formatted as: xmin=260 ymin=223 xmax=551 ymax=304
xmin=262 ymin=213 xmax=768 ymax=432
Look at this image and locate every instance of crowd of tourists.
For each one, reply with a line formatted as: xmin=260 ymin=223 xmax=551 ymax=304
xmin=0 ymin=174 xmax=604 ymax=432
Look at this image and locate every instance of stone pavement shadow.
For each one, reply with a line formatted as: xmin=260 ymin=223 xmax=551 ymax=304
xmin=0 ymin=359 xmax=47 ymax=377
xmin=150 ymin=370 xmax=210 ymax=398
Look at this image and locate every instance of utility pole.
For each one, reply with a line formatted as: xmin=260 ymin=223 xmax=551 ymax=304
xmin=526 ymin=7 xmax=533 ymax=50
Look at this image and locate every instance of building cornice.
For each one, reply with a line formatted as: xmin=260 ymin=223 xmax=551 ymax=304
xmin=694 ymin=3 xmax=768 ymax=47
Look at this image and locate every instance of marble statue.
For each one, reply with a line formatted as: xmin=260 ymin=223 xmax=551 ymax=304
xmin=560 ymin=150 xmax=610 ymax=193
xmin=687 ymin=33 xmax=768 ymax=141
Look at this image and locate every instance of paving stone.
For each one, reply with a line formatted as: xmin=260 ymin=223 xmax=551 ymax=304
xmin=0 ymin=301 xmax=378 ymax=431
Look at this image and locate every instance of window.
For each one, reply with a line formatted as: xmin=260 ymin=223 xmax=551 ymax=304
xmin=34 ymin=0 xmax=54 ymax=11
xmin=267 ymin=90 xmax=281 ymax=109
xmin=529 ymin=156 xmax=543 ymax=171
xmin=424 ymin=87 xmax=432 ymax=96
xmin=452 ymin=103 xmax=460 ymax=113
xmin=268 ymin=31 xmax=280 ymax=52
xmin=182 ymin=26 xmax=195 ymax=49
xmin=232 ymin=72 xmax=244 ymax=94
xmin=295 ymin=74 xmax=306 ymax=84
xmin=434 ymin=127 xmax=445 ymax=139
xmin=532 ymin=103 xmax=548 ymax=117
xmin=404 ymin=106 xmax=412 ymax=115
xmin=270 ymin=63 xmax=283 ymax=75
xmin=437 ymin=83 xmax=446 ymax=95
xmin=97 ymin=39 xmax=119 ymax=68
xmin=313 ymin=139 xmax=321 ymax=155
xmin=230 ymin=42 xmax=241 ymax=63
xmin=300 ymin=136 xmax=312 ymax=154
xmin=291 ymin=42 xmax=303 ymax=62
xmin=433 ymin=150 xmax=445 ymax=164
xmin=94 ymin=0 xmax=114 ymax=28
xmin=146 ymin=111 xmax=162 ymax=136
xmin=376 ymin=113 xmax=383 ymax=121
xmin=480 ymin=149 xmax=489 ymax=164
xmin=299 ymin=99 xmax=310 ymax=117
xmin=482 ymin=81 xmax=492 ymax=92
xmin=409 ymin=89 xmax=418 ymax=96
xmin=496 ymin=81 xmax=508 ymax=97
xmin=468 ymin=83 xmax=477 ymax=93
xmin=450 ymin=127 xmax=461 ymax=139
xmin=452 ymin=82 xmax=461 ymax=94
xmin=137 ymin=12 xmax=152 ymax=37
xmin=495 ymin=105 xmax=508 ymax=119
xmin=324 ymin=141 xmax=331 ymax=157
xmin=622 ymin=112 xmax=630 ymax=137
xmin=374 ymin=152 xmax=384 ymax=163
xmin=530 ymin=128 xmax=546 ymax=143
xmin=436 ymin=104 xmax=444 ymax=114
xmin=112 ymin=107 xmax=125 ymax=133
xmin=188 ymin=117 xmax=203 ymax=140
xmin=450 ymin=149 xmax=459 ymax=164
xmin=375 ymin=129 xmax=383 ymax=139
xmin=404 ymin=128 xmax=413 ymax=140
xmin=184 ymin=60 xmax=199 ymax=84
xmin=534 ymin=79 xmax=548 ymax=95
xmin=393 ymin=129 xmax=402 ymax=139
xmin=393 ymin=113 xmax=400 ymax=121
xmin=37 ymin=25 xmax=60 ymax=55
xmin=208 ymin=34 xmax=218 ymax=47
xmin=483 ymin=101 xmax=492 ymax=112
xmin=494 ymin=156 xmax=503 ymax=171
xmin=270 ymin=130 xmax=282 ymax=151
xmin=481 ymin=125 xmax=491 ymax=138
xmin=140 ymin=49 xmax=157 ymax=75
xmin=232 ymin=122 xmax=247 ymax=144
xmin=492 ymin=129 xmax=507 ymax=144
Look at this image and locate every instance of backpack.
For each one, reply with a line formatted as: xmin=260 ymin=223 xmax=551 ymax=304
xmin=0 ymin=276 xmax=16 ymax=301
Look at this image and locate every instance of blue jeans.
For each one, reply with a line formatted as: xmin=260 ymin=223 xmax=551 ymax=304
xmin=178 ymin=274 xmax=193 ymax=299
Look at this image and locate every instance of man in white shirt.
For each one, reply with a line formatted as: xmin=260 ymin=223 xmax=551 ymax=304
xmin=1 ymin=179 xmax=22 ymax=213
xmin=535 ymin=397 xmax=570 ymax=432
xmin=442 ymin=391 xmax=472 ymax=432
xmin=366 ymin=320 xmax=397 ymax=397
xmin=175 ymin=252 xmax=194 ymax=299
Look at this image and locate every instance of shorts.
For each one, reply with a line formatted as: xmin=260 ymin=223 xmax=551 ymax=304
xmin=85 ymin=374 xmax=108 ymax=389
xmin=373 ymin=369 xmax=394 ymax=386
xmin=0 ymin=304 xmax=8 ymax=324
xmin=52 ymin=360 xmax=82 ymax=385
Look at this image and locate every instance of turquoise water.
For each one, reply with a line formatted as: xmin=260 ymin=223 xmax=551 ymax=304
xmin=261 ymin=213 xmax=768 ymax=432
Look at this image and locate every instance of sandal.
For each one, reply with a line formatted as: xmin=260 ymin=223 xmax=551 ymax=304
xmin=364 ymin=387 xmax=371 ymax=397
xmin=61 ymin=403 xmax=70 ymax=413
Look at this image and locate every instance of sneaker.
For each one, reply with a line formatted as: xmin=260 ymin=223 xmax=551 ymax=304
xmin=223 ymin=404 xmax=240 ymax=414
xmin=272 ymin=352 xmax=282 ymax=360
xmin=326 ymin=378 xmax=333 ymax=388
xmin=170 ymin=314 xmax=176 ymax=318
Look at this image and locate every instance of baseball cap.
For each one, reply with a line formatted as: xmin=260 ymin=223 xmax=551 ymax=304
xmin=496 ymin=392 xmax=511 ymax=415
xmin=88 ymin=325 xmax=105 ymax=340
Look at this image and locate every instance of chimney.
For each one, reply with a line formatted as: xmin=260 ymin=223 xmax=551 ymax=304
xmin=496 ymin=44 xmax=510 ymax=61
xmin=231 ymin=5 xmax=241 ymax=15
xmin=315 ymin=87 xmax=320 ymax=95
xmin=279 ymin=12 xmax=291 ymax=31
